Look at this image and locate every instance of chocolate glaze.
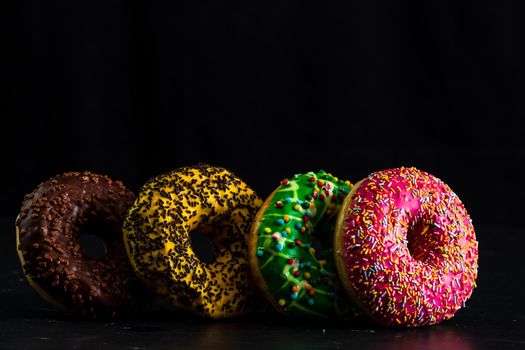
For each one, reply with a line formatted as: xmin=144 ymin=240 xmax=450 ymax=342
xmin=16 ymin=171 xmax=150 ymax=318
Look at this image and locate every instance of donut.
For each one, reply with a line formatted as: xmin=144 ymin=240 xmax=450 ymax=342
xmin=248 ymin=171 xmax=357 ymax=318
xmin=16 ymin=171 xmax=150 ymax=318
xmin=334 ymin=167 xmax=478 ymax=326
xmin=123 ymin=164 xmax=263 ymax=318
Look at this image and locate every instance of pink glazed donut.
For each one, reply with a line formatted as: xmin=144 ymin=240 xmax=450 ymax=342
xmin=334 ymin=167 xmax=478 ymax=327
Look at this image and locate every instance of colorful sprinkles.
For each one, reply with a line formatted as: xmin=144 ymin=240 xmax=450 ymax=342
xmin=335 ymin=167 xmax=478 ymax=327
xmin=251 ymin=171 xmax=358 ymax=318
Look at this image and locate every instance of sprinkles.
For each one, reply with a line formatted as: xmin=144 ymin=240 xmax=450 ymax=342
xmin=16 ymin=172 xmax=149 ymax=319
xmin=250 ymin=171 xmax=357 ymax=318
xmin=123 ymin=165 xmax=263 ymax=319
xmin=334 ymin=167 xmax=478 ymax=327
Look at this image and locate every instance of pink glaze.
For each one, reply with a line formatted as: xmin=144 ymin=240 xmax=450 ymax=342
xmin=339 ymin=167 xmax=478 ymax=326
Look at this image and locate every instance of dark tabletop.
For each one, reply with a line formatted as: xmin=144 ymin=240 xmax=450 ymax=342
xmin=1 ymin=218 xmax=523 ymax=350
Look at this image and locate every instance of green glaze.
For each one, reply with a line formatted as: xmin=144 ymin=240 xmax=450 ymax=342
xmin=255 ymin=171 xmax=356 ymax=318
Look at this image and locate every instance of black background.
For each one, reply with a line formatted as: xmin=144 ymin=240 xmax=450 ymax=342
xmin=2 ymin=2 xmax=525 ymax=348
xmin=3 ymin=1 xmax=524 ymax=227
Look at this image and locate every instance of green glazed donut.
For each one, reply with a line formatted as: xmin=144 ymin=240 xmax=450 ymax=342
xmin=248 ymin=171 xmax=357 ymax=318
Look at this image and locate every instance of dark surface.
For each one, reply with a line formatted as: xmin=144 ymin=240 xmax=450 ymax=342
xmin=1 ymin=217 xmax=524 ymax=349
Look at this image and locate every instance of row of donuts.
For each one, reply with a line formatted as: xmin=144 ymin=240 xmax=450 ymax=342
xmin=15 ymin=164 xmax=478 ymax=327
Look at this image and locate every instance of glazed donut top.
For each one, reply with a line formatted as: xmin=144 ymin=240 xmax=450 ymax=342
xmin=336 ymin=167 xmax=478 ymax=326
xmin=123 ymin=164 xmax=263 ymax=318
xmin=16 ymin=171 xmax=147 ymax=318
xmin=253 ymin=170 xmax=354 ymax=317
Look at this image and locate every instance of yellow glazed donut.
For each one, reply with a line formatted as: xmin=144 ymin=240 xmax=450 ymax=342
xmin=123 ymin=164 xmax=263 ymax=318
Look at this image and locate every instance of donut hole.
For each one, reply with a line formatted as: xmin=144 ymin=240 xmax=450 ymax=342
xmin=79 ymin=234 xmax=107 ymax=258
xmin=78 ymin=221 xmax=112 ymax=258
xmin=310 ymin=236 xmax=325 ymax=260
xmin=311 ymin=214 xmax=335 ymax=260
xmin=406 ymin=223 xmax=440 ymax=263
xmin=189 ymin=229 xmax=216 ymax=264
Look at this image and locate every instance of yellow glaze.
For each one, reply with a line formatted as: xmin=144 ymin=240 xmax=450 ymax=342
xmin=123 ymin=165 xmax=262 ymax=318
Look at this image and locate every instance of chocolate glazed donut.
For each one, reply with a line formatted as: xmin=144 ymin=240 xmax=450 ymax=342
xmin=16 ymin=172 xmax=150 ymax=318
